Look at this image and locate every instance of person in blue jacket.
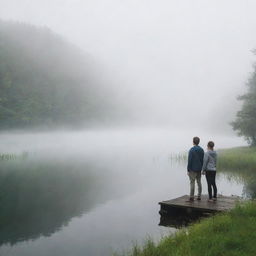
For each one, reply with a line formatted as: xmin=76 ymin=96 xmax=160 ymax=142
xmin=187 ymin=137 xmax=204 ymax=202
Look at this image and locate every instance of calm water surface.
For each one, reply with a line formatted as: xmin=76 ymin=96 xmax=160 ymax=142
xmin=0 ymin=129 xmax=246 ymax=256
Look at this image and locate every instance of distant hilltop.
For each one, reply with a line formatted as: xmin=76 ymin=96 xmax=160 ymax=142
xmin=0 ymin=20 xmax=116 ymax=130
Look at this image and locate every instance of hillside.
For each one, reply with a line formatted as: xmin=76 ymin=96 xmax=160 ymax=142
xmin=0 ymin=21 xmax=113 ymax=129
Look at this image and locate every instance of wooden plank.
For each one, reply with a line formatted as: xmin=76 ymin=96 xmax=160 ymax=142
xmin=159 ymin=194 xmax=241 ymax=213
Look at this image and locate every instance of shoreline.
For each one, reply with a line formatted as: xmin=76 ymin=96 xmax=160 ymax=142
xmin=117 ymin=146 xmax=256 ymax=256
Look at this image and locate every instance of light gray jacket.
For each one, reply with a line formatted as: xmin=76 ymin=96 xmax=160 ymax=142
xmin=202 ymin=150 xmax=217 ymax=171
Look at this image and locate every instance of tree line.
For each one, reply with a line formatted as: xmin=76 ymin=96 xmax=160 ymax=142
xmin=0 ymin=21 xmax=115 ymax=129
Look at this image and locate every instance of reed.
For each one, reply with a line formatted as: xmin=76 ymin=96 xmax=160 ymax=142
xmin=168 ymin=152 xmax=187 ymax=164
xmin=0 ymin=151 xmax=29 ymax=161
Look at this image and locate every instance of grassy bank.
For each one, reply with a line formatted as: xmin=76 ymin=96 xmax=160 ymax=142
xmin=218 ymin=146 xmax=256 ymax=172
xmin=117 ymin=202 xmax=256 ymax=256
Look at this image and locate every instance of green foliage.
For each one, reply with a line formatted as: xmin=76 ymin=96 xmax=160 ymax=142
xmin=0 ymin=20 xmax=111 ymax=129
xmin=117 ymin=202 xmax=256 ymax=256
xmin=232 ymin=58 xmax=256 ymax=145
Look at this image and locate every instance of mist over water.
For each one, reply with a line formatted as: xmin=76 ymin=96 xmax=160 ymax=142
xmin=0 ymin=128 xmax=245 ymax=157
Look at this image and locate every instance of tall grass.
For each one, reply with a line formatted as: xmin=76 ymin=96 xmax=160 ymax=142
xmin=168 ymin=152 xmax=187 ymax=164
xmin=0 ymin=151 xmax=29 ymax=161
xmin=116 ymin=202 xmax=256 ymax=256
xmin=167 ymin=147 xmax=256 ymax=172
xmin=218 ymin=146 xmax=256 ymax=172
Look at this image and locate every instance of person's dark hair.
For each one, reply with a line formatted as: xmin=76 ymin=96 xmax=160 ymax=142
xmin=207 ymin=141 xmax=214 ymax=149
xmin=193 ymin=137 xmax=200 ymax=145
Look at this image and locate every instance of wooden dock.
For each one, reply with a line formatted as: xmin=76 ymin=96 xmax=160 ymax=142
xmin=159 ymin=194 xmax=241 ymax=215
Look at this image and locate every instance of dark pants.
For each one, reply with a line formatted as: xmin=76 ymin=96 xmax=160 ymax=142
xmin=205 ymin=171 xmax=217 ymax=199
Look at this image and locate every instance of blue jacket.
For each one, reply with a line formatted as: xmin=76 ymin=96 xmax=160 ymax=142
xmin=187 ymin=145 xmax=204 ymax=172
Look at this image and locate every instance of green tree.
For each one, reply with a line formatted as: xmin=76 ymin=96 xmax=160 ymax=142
xmin=232 ymin=57 xmax=256 ymax=146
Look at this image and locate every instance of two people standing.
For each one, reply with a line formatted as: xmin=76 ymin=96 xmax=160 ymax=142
xmin=187 ymin=137 xmax=217 ymax=202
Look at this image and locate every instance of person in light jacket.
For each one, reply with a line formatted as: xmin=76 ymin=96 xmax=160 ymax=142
xmin=202 ymin=141 xmax=217 ymax=202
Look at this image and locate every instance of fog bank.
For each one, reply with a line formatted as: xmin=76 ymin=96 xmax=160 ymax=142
xmin=1 ymin=0 xmax=256 ymax=132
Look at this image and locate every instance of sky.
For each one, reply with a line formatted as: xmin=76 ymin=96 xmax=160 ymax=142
xmin=1 ymin=0 xmax=256 ymax=132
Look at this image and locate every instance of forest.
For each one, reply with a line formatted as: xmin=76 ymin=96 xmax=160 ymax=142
xmin=0 ymin=21 xmax=115 ymax=129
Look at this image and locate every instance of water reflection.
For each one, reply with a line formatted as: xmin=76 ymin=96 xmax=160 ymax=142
xmin=159 ymin=204 xmax=213 ymax=228
xmin=221 ymin=170 xmax=256 ymax=199
xmin=159 ymin=213 xmax=210 ymax=228
xmin=0 ymin=158 xmax=116 ymax=245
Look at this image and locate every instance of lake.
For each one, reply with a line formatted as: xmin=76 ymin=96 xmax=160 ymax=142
xmin=0 ymin=129 xmax=247 ymax=256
